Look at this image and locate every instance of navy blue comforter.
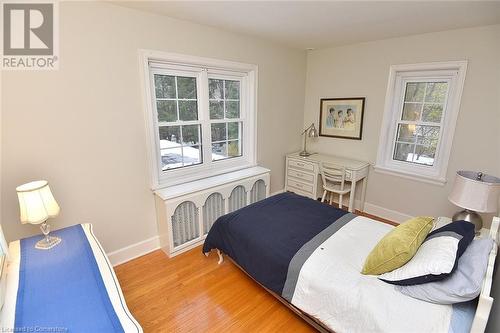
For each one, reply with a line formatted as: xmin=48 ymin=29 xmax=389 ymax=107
xmin=203 ymin=192 xmax=349 ymax=296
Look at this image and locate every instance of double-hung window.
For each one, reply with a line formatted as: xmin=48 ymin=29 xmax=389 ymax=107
xmin=142 ymin=51 xmax=257 ymax=188
xmin=375 ymin=61 xmax=467 ymax=185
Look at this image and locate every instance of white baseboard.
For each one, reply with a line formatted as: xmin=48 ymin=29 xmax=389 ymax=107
xmin=107 ymin=235 xmax=160 ymax=266
xmin=362 ymin=202 xmax=412 ymax=223
xmin=330 ymin=198 xmax=412 ymax=223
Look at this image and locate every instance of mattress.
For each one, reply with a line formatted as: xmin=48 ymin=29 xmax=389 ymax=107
xmin=203 ymin=192 xmax=475 ymax=333
xmin=0 ymin=224 xmax=142 ymax=332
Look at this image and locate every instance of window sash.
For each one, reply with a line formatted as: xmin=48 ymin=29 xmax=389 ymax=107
xmin=207 ymin=76 xmax=245 ymax=162
xmin=151 ymin=69 xmax=203 ymax=171
xmin=388 ymin=77 xmax=451 ymax=169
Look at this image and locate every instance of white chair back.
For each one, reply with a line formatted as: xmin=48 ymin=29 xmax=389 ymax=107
xmin=320 ymin=163 xmax=346 ymax=190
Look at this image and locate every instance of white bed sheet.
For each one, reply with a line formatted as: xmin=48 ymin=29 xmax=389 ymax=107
xmin=291 ymin=216 xmax=455 ymax=333
xmin=0 ymin=224 xmax=142 ymax=332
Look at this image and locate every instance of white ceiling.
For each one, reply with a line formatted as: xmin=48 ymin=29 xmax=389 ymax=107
xmin=116 ymin=1 xmax=500 ymax=50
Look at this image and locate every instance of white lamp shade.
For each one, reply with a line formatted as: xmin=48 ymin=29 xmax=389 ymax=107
xmin=448 ymin=171 xmax=500 ymax=213
xmin=16 ymin=180 xmax=60 ymax=224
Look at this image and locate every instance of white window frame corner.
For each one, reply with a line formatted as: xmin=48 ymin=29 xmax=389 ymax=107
xmin=138 ymin=49 xmax=258 ymax=190
xmin=374 ymin=60 xmax=468 ymax=186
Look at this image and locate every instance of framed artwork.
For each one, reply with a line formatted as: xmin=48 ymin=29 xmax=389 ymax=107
xmin=319 ymin=97 xmax=365 ymax=140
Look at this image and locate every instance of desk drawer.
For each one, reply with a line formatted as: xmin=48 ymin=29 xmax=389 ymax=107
xmin=288 ymin=159 xmax=315 ymax=172
xmin=288 ymin=169 xmax=314 ymax=183
xmin=287 ymin=179 xmax=313 ymax=193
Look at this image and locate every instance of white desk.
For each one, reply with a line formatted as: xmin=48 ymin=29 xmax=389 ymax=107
xmin=285 ymin=152 xmax=370 ymax=212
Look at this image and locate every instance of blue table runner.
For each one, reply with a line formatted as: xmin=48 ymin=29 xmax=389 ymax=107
xmin=15 ymin=225 xmax=124 ymax=332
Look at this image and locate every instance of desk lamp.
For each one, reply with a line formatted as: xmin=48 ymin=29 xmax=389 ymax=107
xmin=299 ymin=123 xmax=319 ymax=157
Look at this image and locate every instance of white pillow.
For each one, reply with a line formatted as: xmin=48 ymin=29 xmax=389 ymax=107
xmin=396 ymin=237 xmax=494 ymax=304
xmin=379 ymin=236 xmax=459 ymax=283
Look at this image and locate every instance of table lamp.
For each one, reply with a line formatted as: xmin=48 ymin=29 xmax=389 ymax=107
xmin=299 ymin=123 xmax=319 ymax=157
xmin=16 ymin=180 xmax=61 ymax=250
xmin=448 ymin=171 xmax=500 ymax=233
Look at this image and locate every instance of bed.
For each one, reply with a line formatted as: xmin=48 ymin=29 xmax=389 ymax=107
xmin=203 ymin=192 xmax=499 ymax=333
xmin=0 ymin=223 xmax=142 ymax=332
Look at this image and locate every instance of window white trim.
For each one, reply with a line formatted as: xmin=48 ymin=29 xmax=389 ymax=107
xmin=139 ymin=49 xmax=258 ymax=189
xmin=375 ymin=61 xmax=467 ymax=185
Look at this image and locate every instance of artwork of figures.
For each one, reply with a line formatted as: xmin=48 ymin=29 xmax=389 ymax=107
xmin=319 ymin=97 xmax=365 ymax=140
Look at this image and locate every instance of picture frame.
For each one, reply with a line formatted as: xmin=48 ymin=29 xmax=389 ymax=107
xmin=319 ymin=97 xmax=365 ymax=140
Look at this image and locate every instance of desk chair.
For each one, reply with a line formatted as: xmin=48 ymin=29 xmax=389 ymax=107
xmin=320 ymin=162 xmax=352 ymax=209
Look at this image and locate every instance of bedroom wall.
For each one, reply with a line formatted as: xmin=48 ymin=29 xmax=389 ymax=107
xmin=303 ymin=24 xmax=500 ymax=223
xmin=1 ymin=2 xmax=306 ymax=252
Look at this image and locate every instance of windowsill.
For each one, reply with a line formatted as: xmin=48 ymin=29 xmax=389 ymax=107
xmin=373 ymin=165 xmax=447 ymax=186
xmin=154 ymin=158 xmax=257 ymax=189
xmin=154 ymin=166 xmax=270 ymax=201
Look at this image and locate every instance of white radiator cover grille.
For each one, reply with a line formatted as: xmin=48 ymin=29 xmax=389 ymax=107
xmin=171 ymin=201 xmax=199 ymax=247
xmin=250 ymin=179 xmax=266 ymax=204
xmin=202 ymin=193 xmax=224 ymax=235
xmin=228 ymin=185 xmax=247 ymax=212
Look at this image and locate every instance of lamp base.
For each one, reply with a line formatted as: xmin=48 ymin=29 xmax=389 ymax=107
xmin=299 ymin=150 xmax=312 ymax=157
xmin=452 ymin=209 xmax=482 ymax=233
xmin=35 ymin=236 xmax=61 ymax=250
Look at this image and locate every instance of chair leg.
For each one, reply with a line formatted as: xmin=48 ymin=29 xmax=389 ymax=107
xmin=329 ymin=193 xmax=334 ymax=205
xmin=321 ymin=190 xmax=327 ymax=203
xmin=339 ymin=194 xmax=343 ymax=209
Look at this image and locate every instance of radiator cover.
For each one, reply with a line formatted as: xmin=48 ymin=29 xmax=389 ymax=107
xmin=154 ymin=167 xmax=270 ymax=257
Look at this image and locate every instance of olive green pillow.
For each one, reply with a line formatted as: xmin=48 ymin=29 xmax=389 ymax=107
xmin=361 ymin=217 xmax=434 ymax=275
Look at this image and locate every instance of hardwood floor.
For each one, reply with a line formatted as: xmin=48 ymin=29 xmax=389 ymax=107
xmin=356 ymin=210 xmax=399 ymax=226
xmin=115 ymin=247 xmax=315 ymax=332
xmin=114 ymin=209 xmax=396 ymax=332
